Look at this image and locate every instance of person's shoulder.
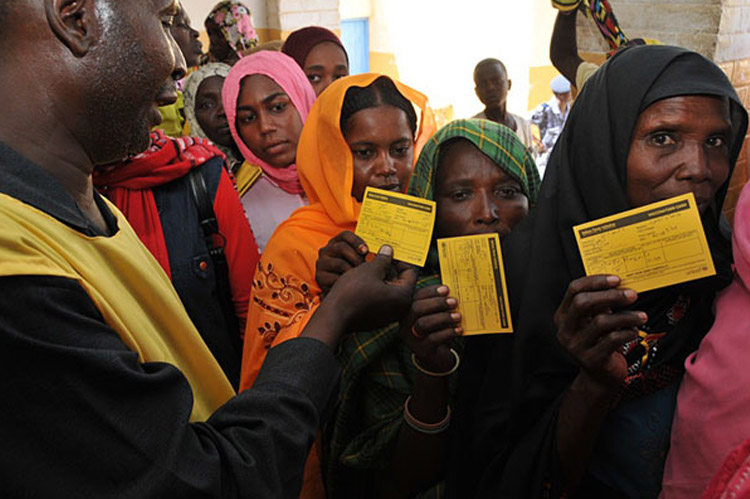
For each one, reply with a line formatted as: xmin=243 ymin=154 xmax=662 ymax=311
xmin=576 ymin=61 xmax=600 ymax=91
xmin=510 ymin=112 xmax=532 ymax=129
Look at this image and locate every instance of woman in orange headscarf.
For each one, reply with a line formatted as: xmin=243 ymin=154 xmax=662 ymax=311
xmin=239 ymin=73 xmax=435 ymax=498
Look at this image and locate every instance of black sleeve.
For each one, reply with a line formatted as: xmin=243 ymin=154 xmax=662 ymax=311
xmin=0 ymin=275 xmax=339 ymax=498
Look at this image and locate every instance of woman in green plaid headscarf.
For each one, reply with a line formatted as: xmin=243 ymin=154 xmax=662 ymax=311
xmin=323 ymin=119 xmax=540 ymax=498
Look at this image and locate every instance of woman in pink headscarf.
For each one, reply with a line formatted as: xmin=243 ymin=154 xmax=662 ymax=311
xmin=223 ymin=50 xmax=317 ymax=250
xmin=661 ymin=181 xmax=750 ymax=498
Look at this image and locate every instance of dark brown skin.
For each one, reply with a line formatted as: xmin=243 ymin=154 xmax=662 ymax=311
xmin=302 ymin=245 xmax=417 ymax=350
xmin=303 ymin=41 xmax=349 ymax=96
xmin=345 ymin=105 xmax=415 ymax=202
xmin=550 ymin=9 xmax=583 ymax=87
xmin=315 ymin=141 xmax=532 ymax=497
xmin=474 ymin=62 xmax=516 ymax=131
xmin=434 ymin=140 xmax=529 ymax=239
xmin=170 ymin=3 xmax=203 ymax=67
xmin=194 ymin=76 xmax=235 ymax=149
xmin=554 ymin=95 xmax=733 ymax=492
xmin=206 ymin=18 xmax=239 ymax=65
xmin=0 ymin=0 xmax=187 ymax=235
xmin=315 ymin=230 xmax=369 ymax=296
xmin=0 ymin=0 xmax=392 ymax=356
xmin=236 ymin=74 xmax=303 ymax=169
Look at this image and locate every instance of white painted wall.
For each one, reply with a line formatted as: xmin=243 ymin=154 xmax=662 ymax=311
xmin=340 ymin=0 xmax=371 ymax=19
xmin=366 ymin=0 xmax=555 ymax=117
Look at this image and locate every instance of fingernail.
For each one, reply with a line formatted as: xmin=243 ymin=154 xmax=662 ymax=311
xmin=455 ymin=327 xmax=464 ymax=335
xmin=378 ymin=245 xmax=393 ymax=256
xmin=358 ymin=244 xmax=368 ymax=254
xmin=624 ymin=289 xmax=637 ymax=300
xmin=638 ymin=312 xmax=648 ymax=323
xmin=606 ymin=275 xmax=620 ymax=286
xmin=451 ymin=313 xmax=461 ymax=321
xmin=446 ymin=297 xmax=458 ymax=307
xmin=437 ymin=286 xmax=449 ymax=295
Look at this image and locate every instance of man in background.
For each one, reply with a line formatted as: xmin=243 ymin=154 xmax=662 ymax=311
xmin=530 ymin=74 xmax=572 ymax=176
xmin=472 ymin=58 xmax=535 ymax=151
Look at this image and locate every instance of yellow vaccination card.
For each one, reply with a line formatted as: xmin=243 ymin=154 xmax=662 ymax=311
xmin=438 ymin=233 xmax=513 ymax=335
xmin=573 ymin=193 xmax=715 ymax=293
xmin=355 ymin=187 xmax=436 ymax=267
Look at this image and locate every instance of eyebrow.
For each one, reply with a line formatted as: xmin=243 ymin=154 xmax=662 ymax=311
xmin=262 ymin=92 xmax=288 ymax=105
xmin=236 ymin=92 xmax=289 ymax=111
xmin=306 ymin=65 xmax=348 ymax=71
xmin=348 ymin=137 xmax=413 ymax=147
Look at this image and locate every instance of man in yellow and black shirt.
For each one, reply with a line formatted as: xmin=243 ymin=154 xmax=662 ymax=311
xmin=0 ymin=1 xmax=416 ymax=496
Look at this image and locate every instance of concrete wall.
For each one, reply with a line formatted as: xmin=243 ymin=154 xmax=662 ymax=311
xmin=577 ymin=0 xmax=722 ymax=60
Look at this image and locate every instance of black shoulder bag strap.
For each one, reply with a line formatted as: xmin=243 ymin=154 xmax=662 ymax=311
xmin=187 ymin=168 xmax=242 ymax=351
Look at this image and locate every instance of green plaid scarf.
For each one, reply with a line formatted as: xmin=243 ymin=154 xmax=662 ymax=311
xmin=324 ymin=119 xmax=539 ymax=498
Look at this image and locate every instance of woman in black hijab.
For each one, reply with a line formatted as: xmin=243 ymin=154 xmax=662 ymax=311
xmin=453 ymin=45 xmax=748 ymax=498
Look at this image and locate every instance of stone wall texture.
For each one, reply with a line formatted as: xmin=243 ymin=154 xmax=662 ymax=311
xmin=268 ymin=0 xmax=340 ymax=37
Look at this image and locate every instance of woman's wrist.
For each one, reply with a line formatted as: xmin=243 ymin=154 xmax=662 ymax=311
xmin=412 ymin=348 xmax=460 ymax=377
xmin=570 ymin=370 xmax=621 ymax=406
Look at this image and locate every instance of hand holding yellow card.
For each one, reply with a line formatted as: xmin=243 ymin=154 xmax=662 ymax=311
xmin=573 ymin=193 xmax=715 ymax=293
xmin=355 ymin=187 xmax=436 ymax=267
xmin=438 ymin=233 xmax=513 ymax=335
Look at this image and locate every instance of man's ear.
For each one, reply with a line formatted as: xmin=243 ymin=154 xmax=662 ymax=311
xmin=507 ymin=79 xmax=512 ymax=92
xmin=45 ymin=0 xmax=95 ymax=56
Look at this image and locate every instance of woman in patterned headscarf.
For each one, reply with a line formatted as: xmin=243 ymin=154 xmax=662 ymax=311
xmin=205 ymin=1 xmax=259 ymax=65
xmin=182 ymin=63 xmax=243 ymax=170
xmin=323 ymin=118 xmax=540 ymax=498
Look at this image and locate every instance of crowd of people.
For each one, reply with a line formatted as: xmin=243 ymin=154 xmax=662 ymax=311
xmin=1 ymin=0 xmax=749 ymax=497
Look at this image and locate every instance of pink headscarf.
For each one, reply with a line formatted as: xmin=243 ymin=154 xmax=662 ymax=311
xmin=661 ymin=181 xmax=750 ymax=498
xmin=223 ymin=51 xmax=316 ymax=194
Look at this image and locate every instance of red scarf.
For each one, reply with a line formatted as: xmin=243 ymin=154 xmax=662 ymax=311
xmin=93 ymin=130 xmax=226 ymax=278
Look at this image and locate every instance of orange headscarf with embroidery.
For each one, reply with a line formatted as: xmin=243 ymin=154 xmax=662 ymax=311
xmin=240 ymin=74 xmax=436 ymax=389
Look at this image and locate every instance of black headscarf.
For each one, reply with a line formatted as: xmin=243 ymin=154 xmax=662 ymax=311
xmin=453 ymin=45 xmax=748 ymax=498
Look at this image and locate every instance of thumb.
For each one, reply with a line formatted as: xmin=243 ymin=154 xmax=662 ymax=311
xmin=368 ymin=244 xmax=394 ymax=276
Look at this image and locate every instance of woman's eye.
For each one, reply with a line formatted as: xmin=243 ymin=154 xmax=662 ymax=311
xmin=450 ymin=190 xmax=471 ymax=201
xmin=238 ymin=113 xmax=256 ymax=124
xmin=271 ymin=102 xmax=287 ymax=113
xmin=496 ymin=186 xmax=521 ymax=198
xmin=162 ymin=16 xmax=175 ymax=28
xmin=307 ymin=74 xmax=322 ymax=83
xmin=353 ymin=149 xmax=373 ymax=160
xmin=707 ymin=136 xmax=726 ymax=148
xmin=391 ymin=146 xmax=410 ymax=157
xmin=198 ymin=100 xmax=215 ymax=111
xmin=649 ymin=133 xmax=676 ymax=147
